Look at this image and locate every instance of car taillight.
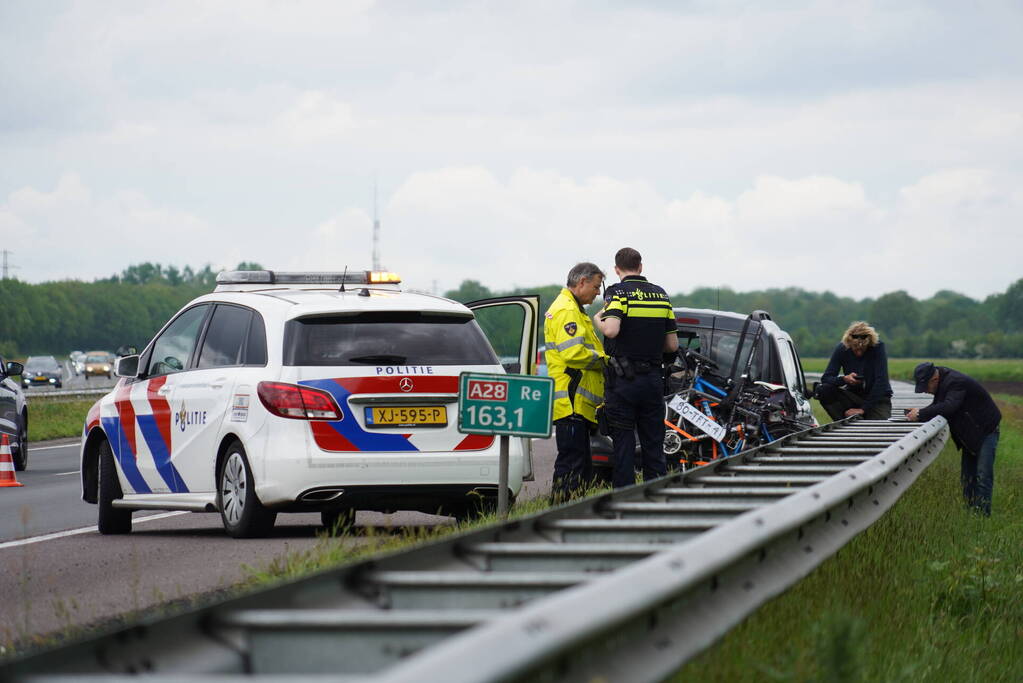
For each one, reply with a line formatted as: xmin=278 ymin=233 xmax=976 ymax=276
xmin=257 ymin=382 xmax=343 ymax=421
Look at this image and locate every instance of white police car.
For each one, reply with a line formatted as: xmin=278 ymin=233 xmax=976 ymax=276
xmin=81 ymin=271 xmax=539 ymax=537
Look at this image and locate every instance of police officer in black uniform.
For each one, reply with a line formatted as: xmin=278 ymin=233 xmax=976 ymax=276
xmin=594 ymin=247 xmax=678 ymax=488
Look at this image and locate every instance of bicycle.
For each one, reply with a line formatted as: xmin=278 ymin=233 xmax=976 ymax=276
xmin=662 ymin=312 xmax=804 ymax=468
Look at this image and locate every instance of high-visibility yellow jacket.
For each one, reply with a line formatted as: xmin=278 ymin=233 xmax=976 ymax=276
xmin=544 ymin=288 xmax=607 ymax=423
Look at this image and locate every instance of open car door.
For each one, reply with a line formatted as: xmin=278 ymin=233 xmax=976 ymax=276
xmin=466 ymin=295 xmax=541 ymax=481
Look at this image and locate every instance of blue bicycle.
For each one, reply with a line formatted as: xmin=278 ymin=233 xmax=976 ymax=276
xmin=663 ymin=314 xmax=802 ymax=467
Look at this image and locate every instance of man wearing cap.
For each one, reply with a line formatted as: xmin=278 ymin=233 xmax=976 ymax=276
xmin=907 ymin=362 xmax=1001 ymax=516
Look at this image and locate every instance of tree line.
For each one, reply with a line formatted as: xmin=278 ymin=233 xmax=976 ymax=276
xmin=0 ymin=263 xmax=260 ymax=357
xmin=1 ymin=263 xmax=1020 ymax=359
xmin=445 ymin=278 xmax=1023 ymax=359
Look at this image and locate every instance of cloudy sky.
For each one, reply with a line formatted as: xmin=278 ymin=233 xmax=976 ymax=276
xmin=1 ymin=1 xmax=1021 ymax=300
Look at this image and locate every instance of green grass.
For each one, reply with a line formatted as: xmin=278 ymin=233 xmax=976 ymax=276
xmin=672 ymin=395 xmax=1023 ymax=682
xmin=26 ymin=400 xmax=92 ymax=441
xmin=802 ymin=357 xmax=1023 ymax=383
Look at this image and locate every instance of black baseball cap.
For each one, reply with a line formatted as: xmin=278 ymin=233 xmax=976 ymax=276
xmin=913 ymin=362 xmax=936 ymax=393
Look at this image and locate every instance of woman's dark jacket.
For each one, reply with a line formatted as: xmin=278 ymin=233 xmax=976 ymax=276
xmin=820 ymin=341 xmax=893 ymax=413
xmin=918 ymin=367 xmax=1001 ymax=454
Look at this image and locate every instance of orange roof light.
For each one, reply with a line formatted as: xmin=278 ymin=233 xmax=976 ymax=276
xmin=368 ymin=271 xmax=402 ymax=284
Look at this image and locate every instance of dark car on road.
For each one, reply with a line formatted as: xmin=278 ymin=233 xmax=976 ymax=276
xmin=22 ymin=355 xmax=63 ymax=389
xmin=0 ymin=355 xmax=28 ymax=470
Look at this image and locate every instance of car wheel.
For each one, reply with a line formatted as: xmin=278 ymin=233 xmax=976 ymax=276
xmin=320 ymin=508 xmax=356 ymax=534
xmin=12 ymin=413 xmax=28 ymax=471
xmin=218 ymin=442 xmax=276 ymax=538
xmin=98 ymin=440 xmax=132 ymax=534
xmin=763 ymin=422 xmax=804 ymax=442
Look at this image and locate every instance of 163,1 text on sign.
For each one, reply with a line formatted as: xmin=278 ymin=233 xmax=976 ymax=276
xmin=458 ymin=373 xmax=554 ymax=438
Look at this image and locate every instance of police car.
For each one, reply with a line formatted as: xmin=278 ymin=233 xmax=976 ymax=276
xmin=80 ymin=271 xmax=539 ymax=537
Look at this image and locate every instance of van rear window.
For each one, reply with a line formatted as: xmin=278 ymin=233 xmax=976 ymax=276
xmin=284 ymin=312 xmax=499 ymax=366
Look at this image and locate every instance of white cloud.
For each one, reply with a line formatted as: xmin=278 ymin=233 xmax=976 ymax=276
xmin=0 ymin=173 xmax=215 ymax=281
xmin=383 ymin=166 xmax=1021 ymax=300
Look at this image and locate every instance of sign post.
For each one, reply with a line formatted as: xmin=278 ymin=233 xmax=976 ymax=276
xmin=458 ymin=372 xmax=554 ymax=519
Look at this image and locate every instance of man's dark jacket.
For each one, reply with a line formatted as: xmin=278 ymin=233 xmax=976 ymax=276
xmin=918 ymin=367 xmax=1001 ymax=454
xmin=820 ymin=341 xmax=893 ymax=412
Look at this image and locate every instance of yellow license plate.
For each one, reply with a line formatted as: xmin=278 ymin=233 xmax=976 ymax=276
xmin=365 ymin=406 xmax=447 ymax=428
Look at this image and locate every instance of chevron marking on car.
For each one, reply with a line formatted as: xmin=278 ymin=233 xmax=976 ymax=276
xmin=105 ymin=381 xmax=151 ymax=494
xmin=134 ymin=376 xmax=189 ymax=493
xmin=300 ymin=376 xmax=494 ymax=453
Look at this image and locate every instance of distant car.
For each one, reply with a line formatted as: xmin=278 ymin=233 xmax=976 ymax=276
xmin=22 ymin=355 xmax=63 ymax=389
xmin=0 ymin=356 xmax=29 ymax=470
xmin=84 ymin=352 xmax=114 ymax=379
xmin=69 ymin=350 xmax=85 ymax=375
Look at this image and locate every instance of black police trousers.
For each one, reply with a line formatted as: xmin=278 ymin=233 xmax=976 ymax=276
xmin=552 ymin=416 xmax=593 ymax=500
xmin=606 ymin=371 xmax=666 ymax=488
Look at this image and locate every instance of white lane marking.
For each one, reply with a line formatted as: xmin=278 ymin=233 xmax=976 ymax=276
xmin=55 ymin=471 xmax=79 ymax=476
xmin=30 ymin=443 xmax=80 ymax=452
xmin=0 ymin=511 xmax=190 ymax=550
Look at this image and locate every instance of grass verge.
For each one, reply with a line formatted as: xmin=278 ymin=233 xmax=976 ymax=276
xmin=672 ymin=395 xmax=1023 ymax=682
xmin=26 ymin=400 xmax=92 ymax=441
xmin=801 ymin=358 xmax=1023 ymax=383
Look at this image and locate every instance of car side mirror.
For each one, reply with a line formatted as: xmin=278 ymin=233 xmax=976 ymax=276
xmin=5 ymin=361 xmax=23 ymax=377
xmin=502 ymin=361 xmax=521 ymax=374
xmin=115 ymin=355 xmax=140 ymax=378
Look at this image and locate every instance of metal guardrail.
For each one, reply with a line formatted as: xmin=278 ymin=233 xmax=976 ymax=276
xmin=5 ymin=403 xmax=947 ymax=682
xmin=23 ymin=388 xmax=108 ymax=402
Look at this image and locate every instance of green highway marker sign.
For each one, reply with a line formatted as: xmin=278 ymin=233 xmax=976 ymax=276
xmin=458 ymin=372 xmax=554 ymax=438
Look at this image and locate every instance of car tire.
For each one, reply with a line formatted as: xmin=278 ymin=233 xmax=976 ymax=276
xmin=218 ymin=441 xmax=276 ymax=538
xmin=98 ymin=440 xmax=132 ymax=534
xmin=12 ymin=413 xmax=28 ymax=471
xmin=764 ymin=422 xmax=805 ymax=442
xmin=320 ymin=508 xmax=356 ymax=534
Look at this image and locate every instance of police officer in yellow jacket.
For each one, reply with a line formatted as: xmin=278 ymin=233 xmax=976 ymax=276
xmin=595 ymin=248 xmax=678 ymax=488
xmin=544 ymin=262 xmax=608 ymax=499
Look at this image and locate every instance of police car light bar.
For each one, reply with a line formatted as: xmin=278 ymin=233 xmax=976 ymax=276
xmin=215 ymin=270 xmax=402 ymax=286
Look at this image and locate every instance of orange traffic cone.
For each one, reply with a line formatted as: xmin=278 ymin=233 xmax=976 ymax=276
xmin=0 ymin=434 xmax=24 ymax=487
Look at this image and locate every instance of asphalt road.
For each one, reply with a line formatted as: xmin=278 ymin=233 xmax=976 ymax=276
xmin=0 ymin=436 xmax=557 ymax=648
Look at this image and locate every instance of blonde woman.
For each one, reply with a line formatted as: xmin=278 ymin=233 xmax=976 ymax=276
xmin=817 ymin=322 xmax=893 ymax=421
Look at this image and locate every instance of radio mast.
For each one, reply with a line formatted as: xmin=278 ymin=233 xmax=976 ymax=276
xmin=372 ymin=183 xmax=382 ymax=271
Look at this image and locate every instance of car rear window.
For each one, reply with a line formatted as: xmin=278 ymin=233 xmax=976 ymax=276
xmin=284 ymin=312 xmax=499 ymax=366
xmin=678 ymin=328 xmax=766 ymax=381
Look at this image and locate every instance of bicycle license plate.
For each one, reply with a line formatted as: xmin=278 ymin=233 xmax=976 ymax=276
xmin=668 ymin=396 xmax=727 ymax=442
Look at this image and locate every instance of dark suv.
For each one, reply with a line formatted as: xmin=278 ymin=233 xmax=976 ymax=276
xmin=591 ymin=307 xmax=816 ymax=476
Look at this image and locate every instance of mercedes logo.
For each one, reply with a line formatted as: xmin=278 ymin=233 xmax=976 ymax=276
xmin=399 ymin=377 xmax=414 ymax=392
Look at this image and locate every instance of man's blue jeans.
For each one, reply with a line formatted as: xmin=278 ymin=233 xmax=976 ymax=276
xmin=962 ymin=430 xmax=998 ymax=516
